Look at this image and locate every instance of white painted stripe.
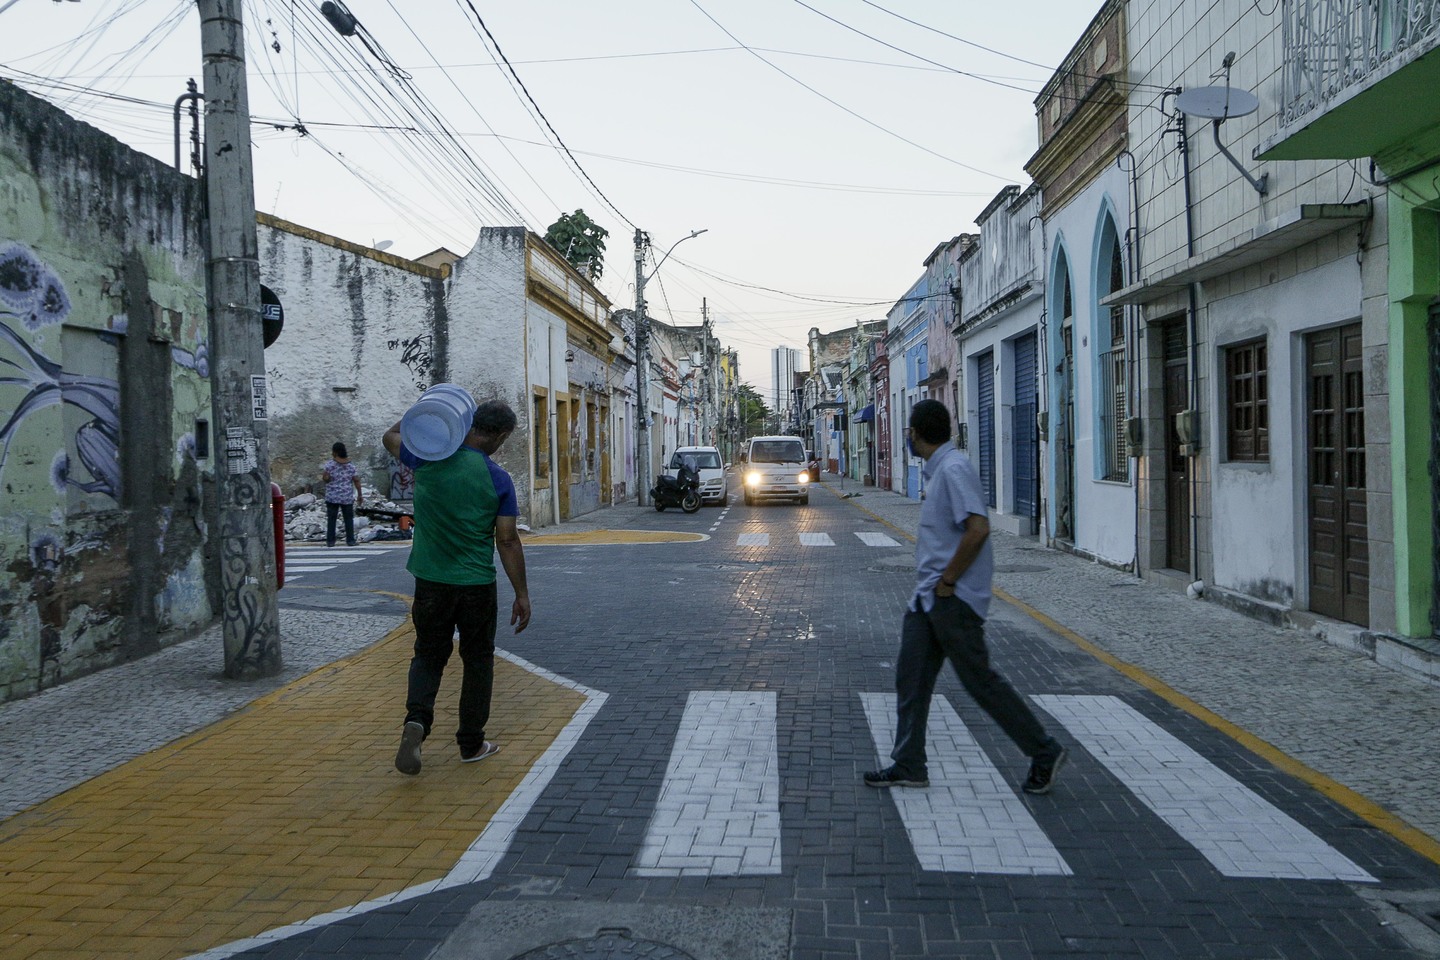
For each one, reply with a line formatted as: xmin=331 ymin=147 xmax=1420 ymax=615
xmin=633 ymin=691 xmax=781 ymax=877
xmin=286 ymin=549 xmax=389 ymax=557
xmin=736 ymin=533 xmax=769 ymax=546
xmin=284 ymin=564 xmax=339 ymax=573
xmin=860 ymin=692 xmax=1072 ymax=876
xmin=799 ymin=532 xmax=834 ymax=547
xmin=184 ymin=650 xmax=609 ymax=960
xmin=855 ymin=531 xmax=901 ymax=548
xmin=1033 ymin=695 xmax=1375 ymax=882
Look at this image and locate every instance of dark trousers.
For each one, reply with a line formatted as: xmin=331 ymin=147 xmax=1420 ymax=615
xmin=326 ymin=501 xmax=355 ymax=546
xmin=891 ymin=595 xmax=1049 ymax=778
xmin=405 ymin=577 xmax=497 ymax=752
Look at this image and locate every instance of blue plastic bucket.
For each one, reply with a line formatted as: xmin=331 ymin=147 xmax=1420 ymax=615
xmin=400 ymin=384 xmax=475 ymax=460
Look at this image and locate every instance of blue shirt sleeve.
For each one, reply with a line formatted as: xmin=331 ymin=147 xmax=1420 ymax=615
xmin=947 ymin=454 xmax=987 ymax=528
xmin=487 ymin=458 xmax=519 ymax=518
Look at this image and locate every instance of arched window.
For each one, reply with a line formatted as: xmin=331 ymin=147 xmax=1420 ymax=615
xmin=1097 ymin=216 xmax=1128 ymax=481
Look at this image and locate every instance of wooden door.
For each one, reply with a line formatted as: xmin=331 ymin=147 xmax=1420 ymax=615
xmin=1162 ymin=322 xmax=1190 ymax=572
xmin=1307 ymin=324 xmax=1368 ymax=625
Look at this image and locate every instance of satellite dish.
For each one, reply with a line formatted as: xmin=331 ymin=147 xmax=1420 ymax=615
xmin=374 ymin=239 xmax=394 ymax=252
xmin=1175 ymin=85 xmax=1259 ymax=120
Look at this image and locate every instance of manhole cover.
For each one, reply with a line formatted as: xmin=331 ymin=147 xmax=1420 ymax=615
xmin=995 ymin=564 xmax=1050 ymax=573
xmin=510 ymin=931 xmax=698 ymax=960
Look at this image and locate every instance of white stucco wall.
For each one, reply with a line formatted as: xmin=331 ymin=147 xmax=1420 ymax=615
xmin=258 ymin=219 xmax=443 ymax=498
xmin=1205 ymin=253 xmax=1361 ymax=608
xmin=1042 ymin=165 xmax=1136 ymax=566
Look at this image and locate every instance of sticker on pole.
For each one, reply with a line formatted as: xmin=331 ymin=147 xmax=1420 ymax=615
xmin=251 ymin=375 xmax=269 ymax=421
xmin=226 ymin=427 xmax=258 ymax=475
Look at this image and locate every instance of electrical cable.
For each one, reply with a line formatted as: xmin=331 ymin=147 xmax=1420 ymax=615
xmin=453 ymin=0 xmax=636 ymax=230
xmin=686 ymin=0 xmax=1011 ymax=180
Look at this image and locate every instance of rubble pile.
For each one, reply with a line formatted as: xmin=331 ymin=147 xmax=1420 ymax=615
xmin=281 ymin=484 xmax=413 ymax=543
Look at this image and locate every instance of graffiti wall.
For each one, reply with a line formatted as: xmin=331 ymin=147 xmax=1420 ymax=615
xmin=0 ymin=81 xmax=213 ymax=702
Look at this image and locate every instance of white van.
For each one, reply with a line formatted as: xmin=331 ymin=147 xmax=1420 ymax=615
xmin=741 ymin=435 xmax=810 ymax=505
xmin=664 ymin=446 xmax=728 ymax=505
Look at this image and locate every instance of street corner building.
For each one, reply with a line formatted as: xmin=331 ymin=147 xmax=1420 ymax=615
xmin=0 ymin=80 xmax=215 ymax=701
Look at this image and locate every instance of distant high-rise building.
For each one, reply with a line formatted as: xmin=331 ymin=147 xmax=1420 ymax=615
xmin=771 ymin=346 xmax=804 ymax=428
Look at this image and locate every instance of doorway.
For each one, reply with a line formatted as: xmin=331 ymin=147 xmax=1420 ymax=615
xmin=1012 ymin=333 xmax=1039 ymax=524
xmin=1162 ymin=321 xmax=1190 ymax=572
xmin=1306 ymin=323 xmax=1368 ymax=626
xmin=976 ymin=350 xmax=996 ymax=508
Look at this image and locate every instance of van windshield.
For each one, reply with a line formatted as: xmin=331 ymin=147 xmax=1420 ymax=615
xmin=750 ymin=440 xmax=804 ymax=464
xmin=669 ymin=450 xmax=721 ymax=470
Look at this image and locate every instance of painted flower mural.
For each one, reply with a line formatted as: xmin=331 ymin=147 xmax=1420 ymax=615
xmin=0 ymin=242 xmax=121 ymax=502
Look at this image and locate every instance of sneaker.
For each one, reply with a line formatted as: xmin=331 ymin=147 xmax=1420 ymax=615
xmin=863 ymin=765 xmax=928 ymax=788
xmin=395 ymin=721 xmax=424 ymax=775
xmin=460 ymin=741 xmax=499 ymax=763
xmin=1022 ymin=743 xmax=1068 ymax=795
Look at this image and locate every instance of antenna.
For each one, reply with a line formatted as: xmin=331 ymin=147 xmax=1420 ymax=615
xmin=1175 ymin=54 xmax=1268 ymax=194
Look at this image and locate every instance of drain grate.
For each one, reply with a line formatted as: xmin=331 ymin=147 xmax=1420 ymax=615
xmin=510 ymin=930 xmax=698 ymax=960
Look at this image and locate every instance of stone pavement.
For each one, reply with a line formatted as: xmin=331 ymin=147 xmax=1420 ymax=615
xmin=3 ymin=473 xmax=1439 ymax=960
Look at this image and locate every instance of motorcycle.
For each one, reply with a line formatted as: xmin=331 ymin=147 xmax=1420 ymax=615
xmin=651 ymin=463 xmax=702 ymax=513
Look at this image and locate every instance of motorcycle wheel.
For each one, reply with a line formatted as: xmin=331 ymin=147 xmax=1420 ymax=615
xmin=654 ymin=501 xmax=665 ymax=512
xmin=681 ymin=491 xmax=702 ymax=514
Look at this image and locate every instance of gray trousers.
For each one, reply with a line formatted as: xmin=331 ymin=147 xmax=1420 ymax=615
xmin=890 ymin=595 xmax=1050 ymax=778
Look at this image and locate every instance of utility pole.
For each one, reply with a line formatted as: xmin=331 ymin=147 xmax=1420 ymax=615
xmin=700 ymin=298 xmax=710 ymax=445
xmin=633 ymin=228 xmax=652 ymax=506
xmin=200 ymin=0 xmax=281 ymax=679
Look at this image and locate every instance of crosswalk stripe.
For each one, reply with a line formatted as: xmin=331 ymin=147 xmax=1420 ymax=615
xmin=860 ymin=692 xmax=1073 ymax=876
xmin=286 ymin=549 xmax=390 ymax=557
xmin=633 ymin=691 xmax=781 ymax=877
xmin=1033 ymin=695 xmax=1375 ymax=882
xmin=286 ymin=565 xmax=339 ymax=573
xmin=855 ymin=531 xmax=901 ymax=547
xmin=798 ymin=533 xmax=834 ymax=546
xmin=736 ymin=533 xmax=769 ymax=546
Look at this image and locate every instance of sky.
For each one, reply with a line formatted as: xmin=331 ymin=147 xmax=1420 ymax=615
xmin=1 ymin=0 xmax=1101 ymax=404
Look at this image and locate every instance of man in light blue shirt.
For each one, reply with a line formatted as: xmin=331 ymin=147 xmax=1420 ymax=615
xmin=865 ymin=399 xmax=1067 ymax=795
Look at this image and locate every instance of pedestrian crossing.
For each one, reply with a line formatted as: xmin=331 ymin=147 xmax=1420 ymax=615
xmin=625 ymin=692 xmax=1374 ymax=882
xmin=734 ymin=531 xmax=901 ymax=548
xmin=283 ymin=544 xmax=395 ymax=583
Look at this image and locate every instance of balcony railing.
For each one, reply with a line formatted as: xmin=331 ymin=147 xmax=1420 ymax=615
xmin=1279 ymin=0 xmax=1440 ymax=127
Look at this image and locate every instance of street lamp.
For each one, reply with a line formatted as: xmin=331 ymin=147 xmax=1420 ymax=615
xmin=634 ymin=228 xmax=707 ymax=505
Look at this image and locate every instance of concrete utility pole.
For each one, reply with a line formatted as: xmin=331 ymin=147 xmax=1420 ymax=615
xmin=200 ymin=0 xmax=281 ymax=679
xmin=633 ymin=227 xmax=708 ymax=505
xmin=700 ymin=298 xmax=710 ymax=445
xmin=633 ymin=229 xmax=651 ymax=505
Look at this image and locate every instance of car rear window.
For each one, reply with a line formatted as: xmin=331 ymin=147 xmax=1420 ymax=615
xmin=669 ymin=450 xmax=721 ymax=469
xmin=750 ymin=440 xmax=804 ymax=463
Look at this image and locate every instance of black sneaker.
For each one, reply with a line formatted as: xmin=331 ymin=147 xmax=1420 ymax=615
xmin=863 ymin=765 xmax=929 ymax=788
xmin=1022 ymin=743 xmax=1068 ymax=795
xmin=395 ymin=721 xmax=424 ymax=775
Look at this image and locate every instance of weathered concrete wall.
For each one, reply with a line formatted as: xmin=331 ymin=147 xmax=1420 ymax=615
xmin=257 ymin=215 xmax=446 ymax=499
xmin=0 ymin=80 xmax=213 ymax=702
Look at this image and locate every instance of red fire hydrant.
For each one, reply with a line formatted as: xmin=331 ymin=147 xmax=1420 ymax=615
xmin=271 ymin=482 xmax=285 ymax=591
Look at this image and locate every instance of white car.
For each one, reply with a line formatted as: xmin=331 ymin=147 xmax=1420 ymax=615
xmin=664 ymin=446 xmax=728 ymax=505
xmin=741 ymin=435 xmax=810 ymax=505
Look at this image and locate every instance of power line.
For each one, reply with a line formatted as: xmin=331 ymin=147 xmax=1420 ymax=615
xmin=453 ymin=0 xmax=635 ymax=230
xmin=685 ymin=0 xmax=1011 ymax=180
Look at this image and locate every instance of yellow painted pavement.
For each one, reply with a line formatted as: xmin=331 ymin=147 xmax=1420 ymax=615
xmin=0 ymin=623 xmax=585 ymax=960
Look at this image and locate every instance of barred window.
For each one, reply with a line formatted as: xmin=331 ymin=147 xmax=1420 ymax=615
xmin=1226 ymin=340 xmax=1269 ymax=462
xmin=1098 ymin=233 xmax=1128 ymax=481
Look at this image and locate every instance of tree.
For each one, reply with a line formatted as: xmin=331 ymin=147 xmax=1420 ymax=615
xmin=736 ymin=382 xmax=770 ymax=437
xmin=543 ymin=209 xmax=608 ymax=281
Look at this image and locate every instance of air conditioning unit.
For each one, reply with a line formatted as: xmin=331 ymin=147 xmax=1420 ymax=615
xmin=1124 ymin=417 xmax=1143 ymax=456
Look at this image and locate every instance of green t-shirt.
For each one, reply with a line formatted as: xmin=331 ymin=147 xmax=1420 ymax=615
xmin=401 ymin=444 xmax=518 ymax=586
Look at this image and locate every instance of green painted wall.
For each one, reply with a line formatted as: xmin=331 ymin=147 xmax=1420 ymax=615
xmin=1387 ymin=177 xmax=1439 ymax=638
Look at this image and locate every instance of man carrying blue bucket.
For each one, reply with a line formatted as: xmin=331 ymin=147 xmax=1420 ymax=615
xmin=382 ymin=393 xmax=532 ymax=774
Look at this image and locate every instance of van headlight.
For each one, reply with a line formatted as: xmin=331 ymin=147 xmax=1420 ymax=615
xmin=745 ymin=471 xmax=761 ymax=486
xmin=797 ymin=473 xmax=810 ymax=484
